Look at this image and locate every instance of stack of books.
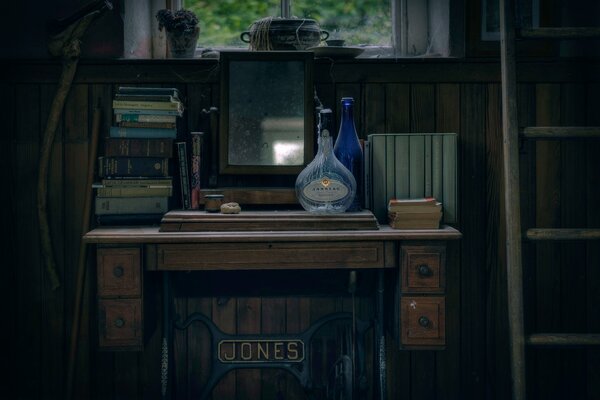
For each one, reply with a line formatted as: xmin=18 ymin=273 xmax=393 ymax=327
xmin=95 ymin=87 xmax=184 ymax=224
xmin=388 ymin=198 xmax=443 ymax=229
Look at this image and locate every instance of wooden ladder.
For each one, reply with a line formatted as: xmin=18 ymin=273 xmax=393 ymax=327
xmin=499 ymin=1 xmax=600 ymax=399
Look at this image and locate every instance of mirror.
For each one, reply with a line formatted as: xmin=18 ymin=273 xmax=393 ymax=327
xmin=219 ymin=51 xmax=314 ymax=175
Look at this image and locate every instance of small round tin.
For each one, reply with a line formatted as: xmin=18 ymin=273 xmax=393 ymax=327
xmin=204 ymin=194 xmax=224 ymax=213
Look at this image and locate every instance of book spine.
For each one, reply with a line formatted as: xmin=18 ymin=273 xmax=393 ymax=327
xmin=409 ymin=135 xmax=425 ymax=197
xmin=177 ymin=142 xmax=190 ymax=209
xmin=98 ymin=157 xmax=170 ymax=177
xmin=118 ymin=121 xmax=176 ymax=129
xmin=190 ymin=133 xmax=203 ymax=209
xmin=363 ymin=140 xmax=371 ymax=210
xmin=116 ymin=113 xmax=177 ymax=123
xmin=112 ymin=100 xmax=182 ymax=111
xmin=114 ymin=94 xmax=178 ymax=102
xmin=109 ymin=126 xmax=177 ymax=139
xmin=117 ymin=87 xmax=180 ymax=97
xmin=114 ymin=109 xmax=182 ymax=116
xmin=95 ymin=196 xmax=169 ymax=215
xmin=104 ymin=138 xmax=174 ymax=157
xmin=101 ymin=178 xmax=172 ymax=186
xmin=96 ymin=186 xmax=173 ymax=197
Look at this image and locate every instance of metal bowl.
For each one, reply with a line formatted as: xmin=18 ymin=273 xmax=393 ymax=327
xmin=241 ymin=18 xmax=329 ymax=50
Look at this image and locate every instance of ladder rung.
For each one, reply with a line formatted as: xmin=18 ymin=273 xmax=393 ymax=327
xmin=527 ymin=334 xmax=600 ymax=347
xmin=520 ymin=126 xmax=600 ymax=139
xmin=526 ymin=228 xmax=600 ymax=241
xmin=518 ymin=27 xmax=600 ymax=39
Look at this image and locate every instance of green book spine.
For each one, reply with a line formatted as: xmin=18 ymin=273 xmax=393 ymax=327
xmin=95 ymin=196 xmax=169 ymax=215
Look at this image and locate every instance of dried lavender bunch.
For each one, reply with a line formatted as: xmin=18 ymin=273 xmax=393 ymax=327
xmin=156 ymin=9 xmax=199 ymax=34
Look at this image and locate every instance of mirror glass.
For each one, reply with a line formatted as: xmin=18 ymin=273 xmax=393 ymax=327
xmin=219 ymin=52 xmax=314 ymax=175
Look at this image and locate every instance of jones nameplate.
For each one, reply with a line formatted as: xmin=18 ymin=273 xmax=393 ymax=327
xmin=218 ymin=339 xmax=304 ymax=363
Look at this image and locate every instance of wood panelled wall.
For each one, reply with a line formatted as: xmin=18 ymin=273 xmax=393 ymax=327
xmin=2 ymin=59 xmax=599 ymax=400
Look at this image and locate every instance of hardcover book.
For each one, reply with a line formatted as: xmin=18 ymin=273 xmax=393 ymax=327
xmin=104 ymin=138 xmax=173 ymax=157
xmin=109 ymin=126 xmax=177 ymax=139
xmin=177 ymin=142 xmax=191 ymax=209
xmin=117 ymin=121 xmax=176 ymax=129
xmin=190 ymin=132 xmax=203 ymax=209
xmin=96 ymin=186 xmax=172 ymax=198
xmin=98 ymin=157 xmax=170 ymax=177
xmin=101 ymin=178 xmax=173 ymax=186
xmin=112 ymin=100 xmax=183 ymax=112
xmin=95 ymin=196 xmax=169 ymax=215
xmin=115 ymin=113 xmax=177 ymax=123
xmin=117 ymin=87 xmax=180 ymax=97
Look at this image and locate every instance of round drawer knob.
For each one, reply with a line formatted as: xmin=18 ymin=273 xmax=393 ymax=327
xmin=418 ymin=316 xmax=430 ymax=328
xmin=114 ymin=318 xmax=125 ymax=328
xmin=113 ymin=266 xmax=124 ymax=278
xmin=417 ymin=264 xmax=432 ymax=277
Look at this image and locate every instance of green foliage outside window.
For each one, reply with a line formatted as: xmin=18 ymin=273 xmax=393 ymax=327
xmin=185 ymin=0 xmax=391 ymax=48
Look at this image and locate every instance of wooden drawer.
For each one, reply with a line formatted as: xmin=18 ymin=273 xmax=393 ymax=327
xmin=400 ymin=296 xmax=445 ymax=347
xmin=156 ymin=242 xmax=386 ymax=270
xmin=98 ymin=298 xmax=143 ymax=349
xmin=97 ymin=248 xmax=141 ymax=297
xmin=401 ymin=244 xmax=445 ymax=293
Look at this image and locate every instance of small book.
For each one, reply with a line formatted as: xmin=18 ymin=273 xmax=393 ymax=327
xmin=104 ymin=138 xmax=174 ymax=157
xmin=114 ymin=94 xmax=180 ymax=103
xmin=117 ymin=121 xmax=176 ymax=129
xmin=388 ymin=197 xmax=438 ymax=209
xmin=109 ymin=126 xmax=177 ymax=139
xmin=98 ymin=157 xmax=170 ymax=177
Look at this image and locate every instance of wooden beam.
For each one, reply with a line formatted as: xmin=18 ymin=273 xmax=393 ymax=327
xmin=520 ymin=126 xmax=600 ymax=139
xmin=519 ymin=27 xmax=600 ymax=39
xmin=526 ymin=228 xmax=600 ymax=240
xmin=527 ymin=334 xmax=600 ymax=346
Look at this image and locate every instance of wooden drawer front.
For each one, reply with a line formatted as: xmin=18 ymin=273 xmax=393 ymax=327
xmin=401 ymin=245 xmax=445 ymax=293
xmin=401 ymin=296 xmax=445 ymax=346
xmin=97 ymin=248 xmax=141 ymax=297
xmin=157 ymin=242 xmax=385 ymax=270
xmin=98 ymin=298 xmax=143 ymax=349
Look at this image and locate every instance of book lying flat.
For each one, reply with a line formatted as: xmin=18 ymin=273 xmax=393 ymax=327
xmin=95 ymin=196 xmax=169 ymax=215
xmin=104 ymin=138 xmax=173 ymax=157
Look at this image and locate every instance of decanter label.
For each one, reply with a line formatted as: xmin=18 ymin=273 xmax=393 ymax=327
xmin=302 ymin=176 xmax=349 ymax=202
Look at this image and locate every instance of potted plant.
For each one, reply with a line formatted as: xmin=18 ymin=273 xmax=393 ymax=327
xmin=156 ymin=9 xmax=200 ymax=58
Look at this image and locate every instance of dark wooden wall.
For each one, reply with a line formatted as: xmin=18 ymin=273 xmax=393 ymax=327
xmin=2 ymin=58 xmax=599 ymax=400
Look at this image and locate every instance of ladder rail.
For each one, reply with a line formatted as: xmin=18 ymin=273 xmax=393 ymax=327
xmin=499 ymin=1 xmax=527 ymax=399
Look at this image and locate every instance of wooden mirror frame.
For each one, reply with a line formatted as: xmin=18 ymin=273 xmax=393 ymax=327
xmin=219 ymin=51 xmax=314 ymax=175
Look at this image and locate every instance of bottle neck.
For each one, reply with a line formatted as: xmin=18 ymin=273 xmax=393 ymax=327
xmin=318 ymin=131 xmax=333 ymax=155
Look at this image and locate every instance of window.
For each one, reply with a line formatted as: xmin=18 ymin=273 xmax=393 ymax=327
xmin=184 ymin=0 xmax=452 ymax=57
xmin=122 ymin=0 xmax=454 ymax=58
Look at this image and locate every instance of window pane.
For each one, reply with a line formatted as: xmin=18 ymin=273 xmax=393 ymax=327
xmin=295 ymin=0 xmax=391 ymax=47
xmin=185 ymin=0 xmax=391 ymax=48
xmin=185 ymin=1 xmax=280 ymax=47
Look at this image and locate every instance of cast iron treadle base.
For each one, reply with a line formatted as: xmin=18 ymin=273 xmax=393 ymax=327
xmin=173 ymin=311 xmax=371 ymax=400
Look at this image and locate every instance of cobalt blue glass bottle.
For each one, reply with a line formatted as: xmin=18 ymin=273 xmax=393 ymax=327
xmin=334 ymin=97 xmax=362 ymax=211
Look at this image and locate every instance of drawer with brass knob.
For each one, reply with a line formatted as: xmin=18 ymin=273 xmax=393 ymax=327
xmin=98 ymin=298 xmax=143 ymax=349
xmin=97 ymin=248 xmax=141 ymax=297
xmin=96 ymin=247 xmax=144 ymax=350
xmin=400 ymin=296 xmax=445 ymax=347
xmin=401 ymin=244 xmax=445 ymax=293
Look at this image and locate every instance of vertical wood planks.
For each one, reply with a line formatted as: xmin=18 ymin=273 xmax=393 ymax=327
xmin=236 ymin=297 xmax=261 ymax=400
xmin=261 ymin=297 xmax=286 ymax=399
xmin=459 ymin=83 xmax=487 ymax=400
xmin=533 ymin=83 xmax=562 ymax=400
xmin=212 ymin=297 xmax=237 ymax=400
xmin=285 ymin=297 xmax=310 ymax=399
xmin=435 ymin=83 xmax=462 ymax=400
xmin=14 ymin=83 xmax=42 ymax=400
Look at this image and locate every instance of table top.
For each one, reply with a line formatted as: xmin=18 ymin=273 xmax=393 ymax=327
xmin=84 ymin=224 xmax=462 ymax=244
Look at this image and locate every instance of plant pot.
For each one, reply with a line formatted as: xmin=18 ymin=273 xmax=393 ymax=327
xmin=241 ymin=18 xmax=329 ymax=50
xmin=166 ymin=26 xmax=199 ymax=58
